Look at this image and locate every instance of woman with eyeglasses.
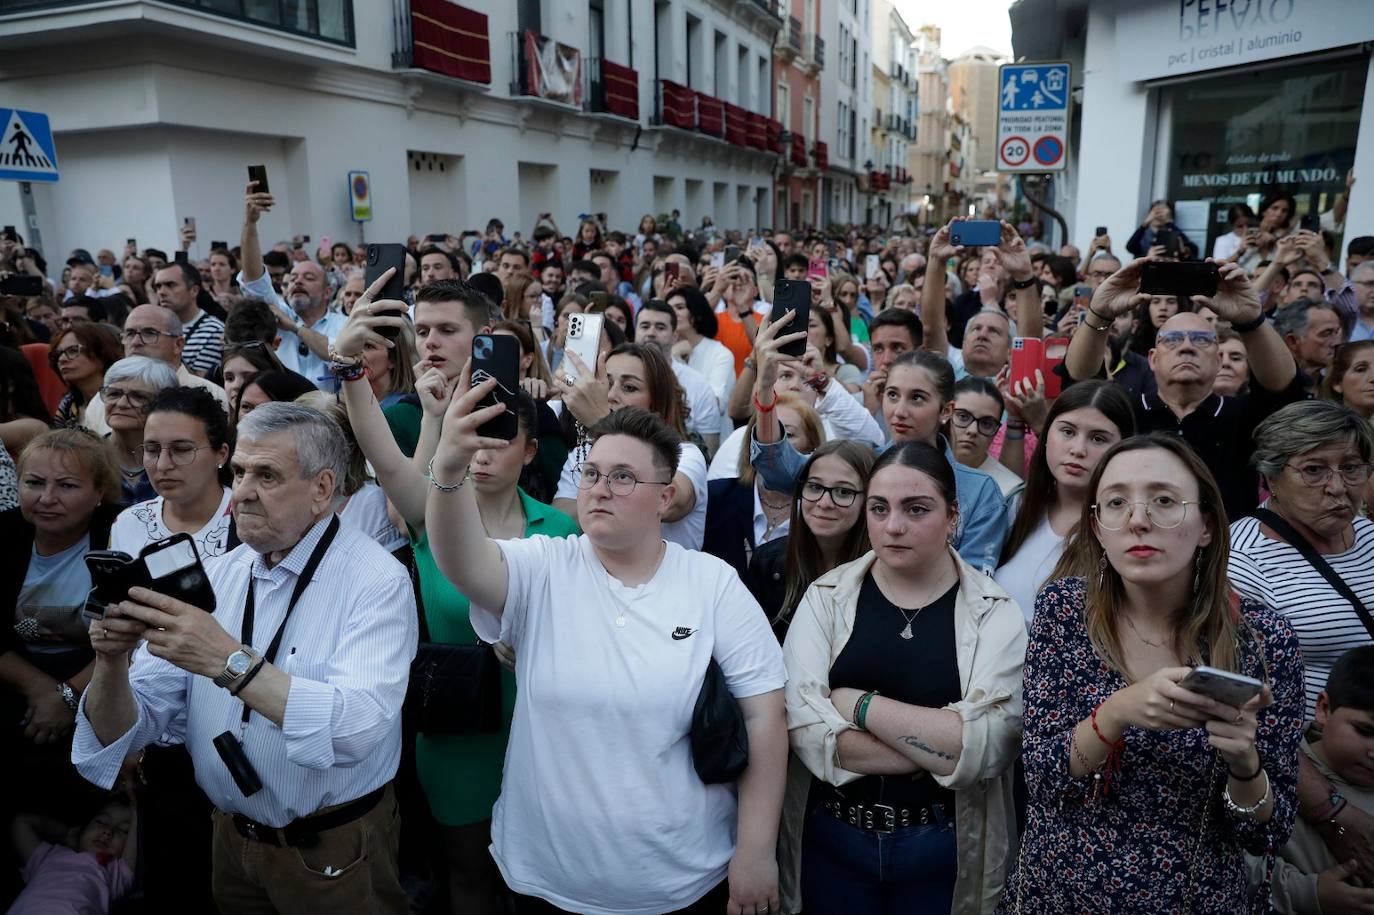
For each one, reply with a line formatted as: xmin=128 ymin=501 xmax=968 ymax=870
xmin=746 ymin=440 xmax=875 ymax=640
xmin=827 ymin=272 xmax=872 ymax=351
xmin=109 ymin=386 xmax=233 ymax=561
xmin=994 ymin=381 xmax=1135 ymax=623
xmin=552 ymin=342 xmax=707 ymax=549
xmin=947 ymin=377 xmax=1024 ymax=509
xmin=782 ymin=441 xmax=1026 ymax=915
xmin=1227 ymin=400 xmax=1374 ymax=718
xmin=219 ymin=341 xmax=285 ymax=418
xmin=99 ymin=356 xmax=179 ymax=505
xmin=49 ymin=323 xmax=123 ymax=432
xmin=1000 ymin=433 xmax=1303 ymax=914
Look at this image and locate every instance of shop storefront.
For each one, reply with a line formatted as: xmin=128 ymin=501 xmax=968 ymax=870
xmin=1010 ymin=0 xmax=1374 ymax=259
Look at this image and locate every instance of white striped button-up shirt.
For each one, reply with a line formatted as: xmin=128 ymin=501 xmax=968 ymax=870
xmin=72 ymin=515 xmax=418 ymax=826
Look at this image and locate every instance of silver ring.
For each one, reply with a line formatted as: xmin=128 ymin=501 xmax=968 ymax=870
xmin=1169 ymin=699 xmax=1175 ymax=714
xmin=1234 ymin=713 xmax=1244 ymax=724
xmin=561 ymin=375 xmax=574 ymax=386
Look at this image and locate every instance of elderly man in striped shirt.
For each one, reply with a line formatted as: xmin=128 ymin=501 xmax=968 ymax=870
xmin=74 ymin=403 xmax=417 ymax=914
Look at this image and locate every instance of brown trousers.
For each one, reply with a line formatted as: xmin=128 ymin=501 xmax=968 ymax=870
xmin=210 ymin=784 xmax=407 ymax=915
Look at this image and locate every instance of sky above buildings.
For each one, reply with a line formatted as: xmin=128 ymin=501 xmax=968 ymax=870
xmin=894 ymin=0 xmax=1015 ymax=58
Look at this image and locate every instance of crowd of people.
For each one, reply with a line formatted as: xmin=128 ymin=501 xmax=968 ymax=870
xmin=0 ymin=180 xmax=1372 ymax=915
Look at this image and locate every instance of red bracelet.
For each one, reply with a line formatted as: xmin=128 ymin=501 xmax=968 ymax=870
xmin=1089 ymin=701 xmax=1125 ymax=798
xmin=753 ymin=394 xmax=776 ymax=414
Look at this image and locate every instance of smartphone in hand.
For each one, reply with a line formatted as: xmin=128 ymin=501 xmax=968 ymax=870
xmin=562 ymin=312 xmax=604 ymax=382
xmin=471 ymin=334 xmax=520 ymax=440
xmin=950 ymin=220 xmax=1001 ymax=247
xmin=770 ymin=279 xmax=811 ymax=359
xmin=247 ymin=164 xmax=270 ymax=194
xmin=364 ymin=243 xmax=408 ymax=306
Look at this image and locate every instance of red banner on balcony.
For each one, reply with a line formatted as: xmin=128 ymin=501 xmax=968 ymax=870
xmin=697 ymin=94 xmax=724 ymax=137
xmin=524 ymin=30 xmax=582 ymax=106
xmin=746 ymin=112 xmax=767 ymax=150
xmin=790 ymin=133 xmax=807 ymax=167
xmin=410 ymin=0 xmax=491 ymax=84
xmin=659 ymin=80 xmax=695 ymax=129
xmin=813 ymin=141 xmax=828 ymax=170
xmin=600 ymin=59 xmax=639 ymax=120
xmin=766 ymin=119 xmax=783 ymax=153
xmin=724 ymin=103 xmax=749 ymax=146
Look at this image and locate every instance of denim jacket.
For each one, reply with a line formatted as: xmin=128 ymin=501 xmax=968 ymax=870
xmin=750 ymin=434 xmax=1009 ymax=574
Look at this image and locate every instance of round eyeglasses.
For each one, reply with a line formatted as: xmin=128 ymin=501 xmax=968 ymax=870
xmin=1285 ymin=461 xmax=1374 ymax=488
xmin=1092 ymin=495 xmax=1203 ymax=531
xmin=800 ymin=480 xmax=862 ymax=508
xmin=142 ymin=441 xmax=206 ymax=466
xmin=575 ymin=465 xmax=671 ymax=496
xmin=951 ymin=408 xmax=1000 ymax=437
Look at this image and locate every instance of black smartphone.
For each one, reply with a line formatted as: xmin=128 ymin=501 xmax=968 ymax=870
xmin=247 ymin=164 xmax=269 ymax=195
xmin=425 ymin=233 xmax=445 ymax=244
xmin=302 ymin=234 xmax=311 ymax=243
xmin=1095 ymin=225 xmax=1108 ymax=238
xmin=770 ymin=279 xmax=811 ymax=359
xmin=127 ymin=236 xmax=137 ymax=249
xmin=210 ymin=240 xmax=227 ymax=251
xmin=1 ymin=275 xmax=43 ymax=296
xmin=949 ymin=220 xmax=1001 ymax=247
xmin=364 ymin=243 xmax=408 ymax=305
xmin=725 ymin=243 xmax=740 ymax=262
xmin=174 ymin=250 xmax=189 ymax=264
xmin=1300 ymin=212 xmax=1321 ymax=233
xmin=589 ymin=291 xmax=609 ymax=310
xmin=1154 ymin=226 xmax=1181 ymax=254
xmin=471 ymin=334 xmax=519 ymax=441
xmin=2 ymin=225 xmax=16 ymax=241
xmin=1139 ymin=261 xmax=1219 ymax=299
xmin=84 ymin=533 xmax=217 ymax=618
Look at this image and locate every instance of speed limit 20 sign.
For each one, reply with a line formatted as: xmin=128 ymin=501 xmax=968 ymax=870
xmin=996 ymin=62 xmax=1070 ymax=173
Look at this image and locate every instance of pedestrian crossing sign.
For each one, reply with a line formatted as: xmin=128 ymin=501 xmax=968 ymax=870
xmin=0 ymin=109 xmax=59 ymax=183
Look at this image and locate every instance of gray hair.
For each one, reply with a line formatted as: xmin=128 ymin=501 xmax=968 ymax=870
xmin=157 ymin=307 xmax=184 ymax=337
xmin=1352 ymin=261 xmax=1374 ymax=282
xmin=965 ymin=308 xmax=1017 ymax=338
xmin=1252 ymin=399 xmax=1374 ymax=477
xmin=1271 ymin=297 xmax=1335 ymax=340
xmin=236 ymin=401 xmax=349 ymax=496
xmin=104 ymin=356 xmax=179 ymax=390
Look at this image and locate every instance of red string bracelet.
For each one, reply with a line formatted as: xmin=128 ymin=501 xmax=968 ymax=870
xmin=753 ymin=394 xmax=776 ymax=414
xmin=1090 ymin=701 xmax=1125 ymax=797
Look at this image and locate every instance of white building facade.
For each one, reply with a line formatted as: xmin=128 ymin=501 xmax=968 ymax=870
xmin=1010 ymin=0 xmax=1374 ymax=259
xmin=818 ymin=0 xmax=872 ymax=227
xmin=0 ymin=0 xmax=787 ymax=259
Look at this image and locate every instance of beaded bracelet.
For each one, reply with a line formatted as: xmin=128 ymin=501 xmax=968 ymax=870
xmin=855 ymin=691 xmax=879 ymax=731
xmin=426 ymin=458 xmax=469 ymax=493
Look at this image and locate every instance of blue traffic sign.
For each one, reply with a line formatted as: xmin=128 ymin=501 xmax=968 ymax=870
xmin=999 ymin=64 xmax=1070 ymax=113
xmin=0 ymin=109 xmax=59 ymax=183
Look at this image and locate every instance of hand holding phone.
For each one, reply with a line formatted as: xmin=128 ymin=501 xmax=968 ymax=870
xmin=1179 ymin=666 xmax=1264 ymax=709
xmin=471 ymin=334 xmax=520 ymax=440
xmin=770 ymin=279 xmax=811 ymax=358
xmin=364 ymin=243 xmax=408 ymax=309
xmin=85 ymin=534 xmax=217 ymax=618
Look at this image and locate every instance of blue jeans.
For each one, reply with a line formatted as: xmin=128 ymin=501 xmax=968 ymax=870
xmin=801 ymin=803 xmax=958 ymax=915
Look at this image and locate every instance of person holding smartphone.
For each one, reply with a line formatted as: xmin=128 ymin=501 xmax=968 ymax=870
xmin=999 ymin=433 xmax=1304 ymax=915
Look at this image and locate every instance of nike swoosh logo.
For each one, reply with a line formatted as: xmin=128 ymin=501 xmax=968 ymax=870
xmin=671 ymin=627 xmax=695 ymax=640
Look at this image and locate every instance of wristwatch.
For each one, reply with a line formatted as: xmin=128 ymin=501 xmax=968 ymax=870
xmin=213 ymin=646 xmax=263 ymax=689
xmin=56 ymin=681 xmax=79 ymax=712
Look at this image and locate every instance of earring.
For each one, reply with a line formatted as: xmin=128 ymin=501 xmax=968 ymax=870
xmin=1097 ymin=552 xmax=1108 ymax=589
xmin=1193 ymin=549 xmax=1203 ymax=594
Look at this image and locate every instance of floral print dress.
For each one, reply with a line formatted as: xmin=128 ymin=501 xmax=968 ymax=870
xmin=997 ymin=578 xmax=1303 ymax=915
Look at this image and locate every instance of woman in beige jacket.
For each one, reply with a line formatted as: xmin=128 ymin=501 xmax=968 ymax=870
xmin=780 ymin=441 xmax=1027 ymax=915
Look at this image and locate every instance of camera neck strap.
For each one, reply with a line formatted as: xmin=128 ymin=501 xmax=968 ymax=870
xmin=238 ymin=516 xmax=340 ymax=725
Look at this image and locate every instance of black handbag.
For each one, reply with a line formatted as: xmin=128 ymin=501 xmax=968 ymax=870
xmin=407 ymin=642 xmax=502 ymax=734
xmin=690 ymin=658 xmax=750 ymax=784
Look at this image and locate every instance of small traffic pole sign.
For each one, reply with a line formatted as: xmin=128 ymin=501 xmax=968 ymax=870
xmin=0 ymin=109 xmax=59 ymax=182
xmin=996 ymin=63 xmax=1070 ymax=173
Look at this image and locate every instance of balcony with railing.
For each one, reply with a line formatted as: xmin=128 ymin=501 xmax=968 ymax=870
xmin=3 ymin=0 xmax=355 ymax=46
xmin=869 ymin=169 xmax=891 ymax=192
xmin=510 ymin=29 xmax=584 ymax=106
xmin=804 ymin=33 xmax=824 ymax=73
xmin=393 ymin=0 xmax=490 ymax=83
xmin=812 ymin=140 xmax=828 ymax=171
xmin=657 ymin=79 xmax=697 ymax=130
xmin=789 ymin=132 xmax=807 ymax=168
xmin=778 ymin=15 xmax=802 ymax=60
xmin=586 ymin=57 xmax=639 ymax=120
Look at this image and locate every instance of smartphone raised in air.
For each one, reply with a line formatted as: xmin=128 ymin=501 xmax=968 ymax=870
xmin=247 ymin=164 xmax=269 ymax=194
xmin=950 ymin=220 xmax=1001 ymax=247
xmin=562 ymin=312 xmax=604 ymax=382
xmin=471 ymin=334 xmax=519 ymax=441
xmin=770 ymin=279 xmax=811 ymax=359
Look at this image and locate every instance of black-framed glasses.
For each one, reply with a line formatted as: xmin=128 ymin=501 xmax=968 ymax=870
xmin=1285 ymin=461 xmax=1374 ymax=488
xmin=1156 ymin=330 xmax=1217 ymax=350
xmin=1092 ymin=496 xmax=1203 ymax=531
xmin=951 ymin=408 xmax=1001 ymax=437
xmin=54 ymin=344 xmax=85 ymax=361
xmin=141 ymin=441 xmax=206 ymax=466
xmin=575 ymin=465 xmax=671 ymax=496
xmin=122 ymin=327 xmax=179 ymax=344
xmin=100 ymin=386 xmax=154 ymax=409
xmin=800 ymin=480 xmax=862 ymax=508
